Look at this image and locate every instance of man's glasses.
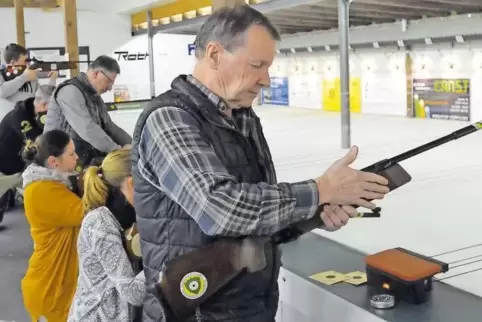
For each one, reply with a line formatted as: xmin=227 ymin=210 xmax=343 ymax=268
xmin=100 ymin=70 xmax=115 ymax=84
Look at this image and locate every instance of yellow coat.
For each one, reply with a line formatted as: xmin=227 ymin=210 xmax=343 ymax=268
xmin=21 ymin=178 xmax=84 ymax=322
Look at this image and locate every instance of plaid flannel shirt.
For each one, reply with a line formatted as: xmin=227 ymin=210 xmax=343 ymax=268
xmin=137 ymin=75 xmax=319 ymax=237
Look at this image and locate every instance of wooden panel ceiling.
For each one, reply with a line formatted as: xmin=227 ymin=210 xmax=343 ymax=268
xmin=0 ymin=0 xmax=59 ymax=8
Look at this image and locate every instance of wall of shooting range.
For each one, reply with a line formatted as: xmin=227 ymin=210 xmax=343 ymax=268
xmin=266 ymin=41 xmax=482 ymax=123
xmin=102 ymin=33 xmax=196 ymax=103
xmin=100 ymin=33 xmax=482 ymax=124
xmin=0 ymin=8 xmax=131 ymax=67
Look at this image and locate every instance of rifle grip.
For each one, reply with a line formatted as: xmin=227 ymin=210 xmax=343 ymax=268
xmin=157 ymin=239 xmax=250 ymax=320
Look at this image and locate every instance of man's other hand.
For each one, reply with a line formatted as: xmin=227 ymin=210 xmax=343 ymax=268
xmin=320 ymin=204 xmax=358 ymax=232
xmin=316 ymin=146 xmax=390 ymax=210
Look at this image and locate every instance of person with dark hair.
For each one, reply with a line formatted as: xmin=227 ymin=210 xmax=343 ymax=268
xmin=44 ymin=55 xmax=132 ymax=171
xmin=20 ymin=129 xmax=84 ymax=322
xmin=0 ymin=85 xmax=56 ymax=221
xmin=0 ymin=43 xmax=57 ymax=121
xmin=131 ymin=4 xmax=389 ymax=321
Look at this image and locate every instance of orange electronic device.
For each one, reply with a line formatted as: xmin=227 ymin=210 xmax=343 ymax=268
xmin=365 ymin=248 xmax=449 ymax=305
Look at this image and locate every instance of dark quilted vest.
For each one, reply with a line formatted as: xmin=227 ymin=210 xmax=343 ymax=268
xmin=132 ymin=76 xmax=280 ymax=322
xmin=51 ymin=77 xmax=106 ymax=167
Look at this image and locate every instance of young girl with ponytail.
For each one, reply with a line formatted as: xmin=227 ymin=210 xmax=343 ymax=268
xmin=21 ymin=129 xmax=83 ymax=322
xmin=68 ymin=148 xmax=146 ymax=322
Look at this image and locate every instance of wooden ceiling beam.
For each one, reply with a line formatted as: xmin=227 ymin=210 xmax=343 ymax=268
xmin=0 ymin=0 xmax=59 ymax=8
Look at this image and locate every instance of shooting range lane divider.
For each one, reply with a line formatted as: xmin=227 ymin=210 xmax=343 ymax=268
xmin=271 ymin=120 xmax=482 ymax=246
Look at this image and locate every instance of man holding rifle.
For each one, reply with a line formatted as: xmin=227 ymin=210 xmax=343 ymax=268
xmin=0 ymin=43 xmax=57 ymax=121
xmin=132 ymin=5 xmax=389 ymax=321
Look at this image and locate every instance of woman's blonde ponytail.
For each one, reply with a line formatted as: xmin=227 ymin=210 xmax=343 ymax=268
xmin=82 ymin=148 xmax=132 ymax=213
xmin=82 ymin=165 xmax=110 ymax=213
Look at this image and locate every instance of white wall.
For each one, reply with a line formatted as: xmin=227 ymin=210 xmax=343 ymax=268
xmin=104 ymin=33 xmax=196 ymax=102
xmin=269 ymin=42 xmax=482 ymax=122
xmin=76 ymin=0 xmax=175 ymax=14
xmin=153 ymin=33 xmax=197 ymax=95
xmin=0 ymin=8 xmax=131 ymax=61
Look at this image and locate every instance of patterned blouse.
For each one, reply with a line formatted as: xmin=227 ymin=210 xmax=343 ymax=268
xmin=68 ymin=206 xmax=146 ymax=321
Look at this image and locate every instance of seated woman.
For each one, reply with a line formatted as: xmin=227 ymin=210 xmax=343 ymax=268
xmin=68 ymin=148 xmax=146 ymax=322
xmin=21 ymin=129 xmax=84 ymax=322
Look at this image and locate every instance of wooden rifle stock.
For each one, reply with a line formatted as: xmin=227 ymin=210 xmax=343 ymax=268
xmin=155 ymin=238 xmax=267 ymax=321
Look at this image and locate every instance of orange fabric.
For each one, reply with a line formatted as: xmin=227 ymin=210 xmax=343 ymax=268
xmin=21 ymin=180 xmax=84 ymax=321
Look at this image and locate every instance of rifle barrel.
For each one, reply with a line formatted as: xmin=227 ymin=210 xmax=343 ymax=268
xmin=389 ymin=122 xmax=481 ymax=165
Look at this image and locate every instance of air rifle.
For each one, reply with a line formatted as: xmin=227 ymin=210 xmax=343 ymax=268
xmin=0 ymin=58 xmax=90 ymax=80
xmin=154 ymin=238 xmax=267 ymax=321
xmin=27 ymin=57 xmax=90 ymax=72
xmin=271 ymin=120 xmax=482 ymax=244
xmin=153 ymin=120 xmax=482 ymax=321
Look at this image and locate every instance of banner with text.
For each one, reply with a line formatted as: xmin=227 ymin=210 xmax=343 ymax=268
xmin=261 ymin=77 xmax=289 ymax=106
xmin=413 ymin=79 xmax=470 ymax=121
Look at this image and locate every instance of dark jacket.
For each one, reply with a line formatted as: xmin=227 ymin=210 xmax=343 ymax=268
xmin=132 ymin=76 xmax=280 ymax=321
xmin=0 ymin=97 xmax=42 ymax=175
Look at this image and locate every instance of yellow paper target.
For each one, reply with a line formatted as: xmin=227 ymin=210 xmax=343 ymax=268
xmin=180 ymin=272 xmax=208 ymax=300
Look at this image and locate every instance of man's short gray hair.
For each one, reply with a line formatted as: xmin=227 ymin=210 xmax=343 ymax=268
xmin=88 ymin=55 xmax=121 ymax=74
xmin=194 ymin=4 xmax=280 ymax=59
xmin=34 ymin=85 xmax=55 ymax=104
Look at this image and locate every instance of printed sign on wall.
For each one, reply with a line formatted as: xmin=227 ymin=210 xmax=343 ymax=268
xmin=322 ymin=77 xmax=361 ymax=113
xmin=413 ymin=79 xmax=470 ymax=121
xmin=188 ymin=44 xmax=196 ymax=56
xmin=261 ymin=77 xmax=289 ymax=106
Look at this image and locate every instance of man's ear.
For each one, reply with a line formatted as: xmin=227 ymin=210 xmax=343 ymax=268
xmin=205 ymin=43 xmax=223 ymax=70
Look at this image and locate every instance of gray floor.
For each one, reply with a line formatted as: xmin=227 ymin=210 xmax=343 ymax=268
xmin=0 ymin=207 xmax=31 ymax=322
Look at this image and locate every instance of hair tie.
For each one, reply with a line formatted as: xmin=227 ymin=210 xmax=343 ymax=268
xmin=24 ymin=139 xmax=37 ymax=150
xmin=97 ymin=166 xmax=104 ymax=178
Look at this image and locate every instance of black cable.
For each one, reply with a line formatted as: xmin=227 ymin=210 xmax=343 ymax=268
xmin=429 ymin=243 xmax=482 ymax=258
xmin=448 ymin=254 xmax=482 ymax=265
xmin=449 ymin=258 xmax=482 ymax=270
xmin=434 ymin=267 xmax=482 ymax=282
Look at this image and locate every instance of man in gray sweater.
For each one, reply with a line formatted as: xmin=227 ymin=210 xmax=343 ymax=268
xmin=0 ymin=43 xmax=57 ymax=121
xmin=44 ymin=55 xmax=131 ymax=169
